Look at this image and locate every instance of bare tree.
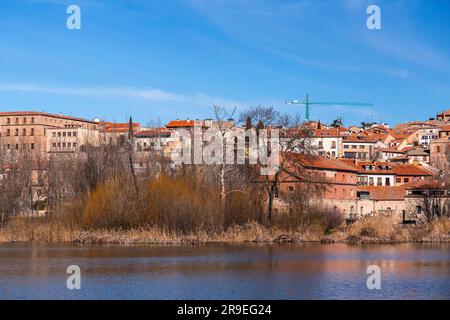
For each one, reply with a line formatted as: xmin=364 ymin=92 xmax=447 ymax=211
xmin=262 ymin=113 xmax=314 ymax=223
xmin=238 ymin=105 xmax=280 ymax=128
xmin=210 ymin=105 xmax=237 ymax=206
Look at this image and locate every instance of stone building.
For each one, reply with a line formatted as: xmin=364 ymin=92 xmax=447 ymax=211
xmin=430 ymin=136 xmax=450 ymax=172
xmin=0 ymin=111 xmax=98 ymax=154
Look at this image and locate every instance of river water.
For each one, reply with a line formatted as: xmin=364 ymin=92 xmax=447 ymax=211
xmin=0 ymin=242 xmax=448 ymax=299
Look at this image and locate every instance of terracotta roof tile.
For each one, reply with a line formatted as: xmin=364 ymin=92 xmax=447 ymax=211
xmin=287 ymin=154 xmax=359 ymax=172
xmin=136 ymin=128 xmax=172 ymax=137
xmin=166 ymin=120 xmax=204 ymax=128
xmin=357 ymin=186 xmax=406 ymax=200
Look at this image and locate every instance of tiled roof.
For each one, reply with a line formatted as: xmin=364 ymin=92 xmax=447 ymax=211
xmin=136 ymin=128 xmax=172 ymax=138
xmin=405 ymin=148 xmax=429 ymax=156
xmin=100 ymin=122 xmax=140 ymax=133
xmin=287 ymin=154 xmax=359 ymax=172
xmin=404 ymin=178 xmax=450 ymax=190
xmin=166 ymin=120 xmax=204 ymax=128
xmin=312 ymin=128 xmax=343 ymax=137
xmin=357 ymin=186 xmax=406 ymax=200
xmin=0 ymin=111 xmax=97 ymax=124
xmin=342 ymin=135 xmax=377 ymax=143
xmin=388 ymin=130 xmax=412 ymax=139
xmin=391 ymin=165 xmax=433 ymax=176
xmin=337 ymin=160 xmax=434 ymax=176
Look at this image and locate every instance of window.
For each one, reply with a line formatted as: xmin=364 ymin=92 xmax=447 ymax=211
xmin=396 ymin=178 xmax=401 ymax=183
xmin=318 ymin=141 xmax=323 ymax=148
xmin=68 ymin=132 xmax=72 ymax=137
xmin=68 ymin=142 xmax=71 ymax=148
xmin=404 ymin=178 xmax=409 ymax=183
xmin=416 ymin=206 xmax=422 ymax=214
xmin=358 ymin=191 xmax=370 ymax=200
xmin=62 ymin=143 xmax=66 ymax=148
xmin=58 ymin=132 xmax=61 ymax=137
xmin=7 ymin=118 xmax=10 ymax=124
xmin=73 ymin=132 xmax=77 ymax=137
xmin=288 ymin=186 xmax=294 ymax=192
xmin=360 ymin=145 xmax=364 ymax=149
xmin=73 ymin=142 xmax=77 ymax=148
xmin=22 ymin=128 xmax=26 ymax=136
xmin=63 ymin=132 xmax=66 ymax=137
xmin=369 ymin=177 xmax=374 ymax=186
xmin=7 ymin=144 xmax=10 ymax=150
xmin=344 ymin=145 xmax=349 ymax=149
xmin=23 ymin=117 xmax=26 ymax=124
xmin=386 ymin=177 xmax=391 ymax=186
xmin=15 ymin=144 xmax=19 ymax=150
xmin=377 ymin=177 xmax=382 ymax=186
xmin=31 ymin=117 xmax=34 ymax=124
xmin=30 ymin=128 xmax=34 ymax=136
xmin=52 ymin=143 xmax=56 ymax=148
xmin=15 ymin=118 xmax=18 ymax=124
xmin=6 ymin=129 xmax=10 ymax=136
xmin=358 ymin=176 xmax=368 ymax=186
xmin=352 ymin=145 xmax=357 ymax=149
xmin=436 ymin=146 xmax=441 ymax=153
xmin=15 ymin=128 xmax=19 ymax=136
xmin=331 ymin=141 xmax=336 ymax=148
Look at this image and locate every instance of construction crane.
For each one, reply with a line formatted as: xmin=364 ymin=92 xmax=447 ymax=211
xmin=286 ymin=94 xmax=373 ymax=122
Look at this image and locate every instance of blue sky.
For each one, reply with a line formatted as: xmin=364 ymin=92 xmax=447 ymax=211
xmin=0 ymin=0 xmax=449 ymax=126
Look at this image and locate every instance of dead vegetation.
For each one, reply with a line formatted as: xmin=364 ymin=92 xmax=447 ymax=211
xmin=1 ymin=108 xmax=449 ymax=245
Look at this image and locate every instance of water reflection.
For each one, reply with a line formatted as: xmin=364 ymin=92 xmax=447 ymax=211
xmin=0 ymin=242 xmax=448 ymax=299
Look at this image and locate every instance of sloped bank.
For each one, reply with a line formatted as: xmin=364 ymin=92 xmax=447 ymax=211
xmin=0 ymin=216 xmax=449 ymax=244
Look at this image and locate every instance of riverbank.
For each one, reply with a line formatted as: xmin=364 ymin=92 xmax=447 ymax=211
xmin=0 ymin=216 xmax=449 ymax=244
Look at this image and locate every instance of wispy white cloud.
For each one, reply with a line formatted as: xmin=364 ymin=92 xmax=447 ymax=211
xmin=0 ymin=83 xmax=250 ymax=110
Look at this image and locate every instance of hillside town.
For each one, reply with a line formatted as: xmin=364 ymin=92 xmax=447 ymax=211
xmin=0 ymin=108 xmax=449 ymax=225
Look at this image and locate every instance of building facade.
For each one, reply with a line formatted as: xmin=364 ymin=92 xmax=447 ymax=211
xmin=0 ymin=111 xmax=98 ymax=155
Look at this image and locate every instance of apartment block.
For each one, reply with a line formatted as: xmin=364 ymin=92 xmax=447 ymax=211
xmin=342 ymin=135 xmax=376 ymax=160
xmin=310 ymin=128 xmax=343 ymax=158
